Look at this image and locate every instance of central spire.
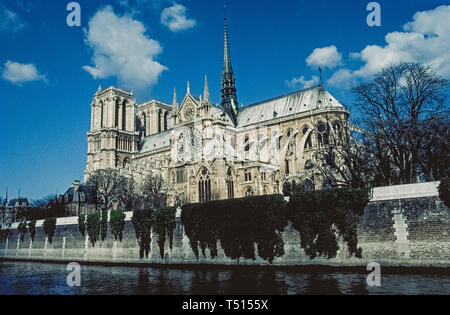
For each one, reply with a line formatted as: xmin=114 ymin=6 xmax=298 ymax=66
xmin=223 ymin=18 xmax=232 ymax=75
xmin=221 ymin=5 xmax=238 ymax=125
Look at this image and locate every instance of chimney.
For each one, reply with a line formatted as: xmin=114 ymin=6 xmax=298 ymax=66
xmin=72 ymin=180 xmax=80 ymax=192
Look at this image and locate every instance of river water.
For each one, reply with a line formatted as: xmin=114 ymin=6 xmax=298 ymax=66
xmin=0 ymin=261 xmax=448 ymax=295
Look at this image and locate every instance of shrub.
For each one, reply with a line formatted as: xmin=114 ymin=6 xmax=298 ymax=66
xmin=110 ymin=210 xmax=126 ymax=241
xmin=101 ymin=210 xmax=108 ymax=241
xmin=152 ymin=207 xmax=177 ymax=259
xmin=181 ymin=195 xmax=288 ymax=264
xmin=43 ymin=218 xmax=57 ymax=244
xmin=287 ymin=188 xmax=370 ymax=259
xmin=78 ymin=214 xmax=86 ymax=236
xmin=0 ymin=229 xmax=10 ymax=243
xmin=438 ymin=177 xmax=450 ymax=208
xmin=28 ymin=220 xmax=36 ymax=242
xmin=18 ymin=222 xmax=27 ymax=242
xmin=132 ymin=209 xmax=153 ymax=259
xmin=86 ymin=212 xmax=101 ymax=246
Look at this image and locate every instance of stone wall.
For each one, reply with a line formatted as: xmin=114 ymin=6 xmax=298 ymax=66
xmin=0 ymin=182 xmax=448 ymax=267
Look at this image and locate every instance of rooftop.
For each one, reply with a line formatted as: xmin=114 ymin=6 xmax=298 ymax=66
xmin=236 ymin=85 xmax=345 ymax=127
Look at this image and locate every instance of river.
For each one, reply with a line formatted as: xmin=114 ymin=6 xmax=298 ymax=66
xmin=0 ymin=261 xmax=449 ymax=295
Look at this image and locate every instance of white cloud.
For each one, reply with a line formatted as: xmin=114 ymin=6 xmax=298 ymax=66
xmin=286 ymin=76 xmax=319 ymax=90
xmin=161 ymin=3 xmax=196 ymax=32
xmin=327 ymin=69 xmax=356 ymax=90
xmin=328 ymin=5 xmax=450 ymax=89
xmin=83 ymin=5 xmax=167 ymax=91
xmin=2 ymin=61 xmax=46 ymax=84
xmin=306 ymin=46 xmax=342 ymax=69
xmin=0 ymin=4 xmax=26 ymax=32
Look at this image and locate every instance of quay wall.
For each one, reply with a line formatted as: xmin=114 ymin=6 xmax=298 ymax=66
xmin=0 ymin=182 xmax=448 ymax=268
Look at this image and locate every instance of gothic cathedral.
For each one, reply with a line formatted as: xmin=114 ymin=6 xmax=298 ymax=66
xmin=84 ymin=18 xmax=349 ymax=206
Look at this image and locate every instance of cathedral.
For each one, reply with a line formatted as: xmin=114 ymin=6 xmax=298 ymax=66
xmin=84 ymin=19 xmax=349 ymax=206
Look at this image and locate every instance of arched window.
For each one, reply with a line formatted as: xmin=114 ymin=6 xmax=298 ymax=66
xmin=226 ymin=168 xmax=234 ymax=199
xmin=141 ymin=115 xmax=146 ymax=137
xmin=244 ymin=186 xmax=254 ymax=197
xmin=244 ymin=169 xmax=252 ymax=182
xmin=158 ymin=110 xmax=162 ymax=133
xmin=285 ymin=159 xmax=290 ymax=175
xmin=333 ymin=121 xmax=342 ymax=143
xmin=317 ymin=122 xmax=329 ymax=146
xmin=100 ymin=101 xmax=104 ymax=127
xmin=123 ymin=157 xmax=130 ymax=168
xmin=304 ymin=160 xmax=314 ymax=171
xmin=244 ymin=135 xmax=250 ymax=152
xmin=263 ymin=186 xmax=268 ymax=195
xmin=198 ymin=168 xmax=211 ymax=203
xmin=303 ymin=127 xmax=312 ymax=150
xmin=164 ymin=112 xmax=168 ymax=131
xmin=115 ymin=99 xmax=119 ymax=128
xmin=122 ymin=101 xmax=127 ymax=130
xmin=276 ymin=135 xmax=282 ymax=151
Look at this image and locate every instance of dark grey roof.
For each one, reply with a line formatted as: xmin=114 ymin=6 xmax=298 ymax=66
xmin=73 ymin=185 xmax=97 ymax=204
xmin=236 ymin=85 xmax=345 ymax=127
xmin=7 ymin=198 xmax=30 ymax=207
xmin=63 ymin=187 xmax=75 ymax=203
xmin=140 ymin=130 xmax=172 ymax=153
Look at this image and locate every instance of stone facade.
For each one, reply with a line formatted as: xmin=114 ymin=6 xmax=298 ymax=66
xmin=83 ymin=20 xmax=349 ymax=205
xmin=84 ymin=84 xmax=348 ymax=206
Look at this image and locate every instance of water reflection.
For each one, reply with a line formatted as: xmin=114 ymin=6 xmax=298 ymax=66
xmin=0 ymin=262 xmax=448 ymax=295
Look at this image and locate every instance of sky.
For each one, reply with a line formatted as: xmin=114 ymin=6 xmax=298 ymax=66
xmin=0 ymin=0 xmax=449 ymax=200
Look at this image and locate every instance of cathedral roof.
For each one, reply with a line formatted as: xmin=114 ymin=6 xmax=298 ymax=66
xmin=140 ymin=130 xmax=172 ymax=153
xmin=236 ymin=85 xmax=345 ymax=127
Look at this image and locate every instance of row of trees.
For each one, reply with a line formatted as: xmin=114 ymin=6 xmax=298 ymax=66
xmin=315 ymin=62 xmax=449 ymax=189
xmin=85 ymin=169 xmax=167 ymax=212
xmin=17 ymin=195 xmax=65 ymax=221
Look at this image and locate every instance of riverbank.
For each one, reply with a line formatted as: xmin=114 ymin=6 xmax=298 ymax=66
xmin=1 ymin=182 xmax=449 ymax=269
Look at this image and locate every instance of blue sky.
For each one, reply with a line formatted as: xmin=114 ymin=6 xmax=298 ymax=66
xmin=1 ymin=0 xmax=449 ymax=200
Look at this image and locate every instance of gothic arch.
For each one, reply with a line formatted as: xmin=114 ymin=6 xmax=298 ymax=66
xmin=158 ymin=109 xmax=162 ymax=133
xmin=122 ymin=99 xmax=127 ymax=131
xmin=115 ymin=98 xmax=119 ymax=128
xmin=317 ymin=121 xmax=330 ymax=147
xmin=164 ymin=112 xmax=168 ymax=131
xmin=226 ymin=166 xmax=235 ymax=199
xmin=198 ymin=167 xmax=211 ymax=203
xmin=301 ymin=124 xmax=313 ymax=152
xmin=100 ymin=100 xmax=104 ymax=128
xmin=123 ymin=157 xmax=130 ymax=169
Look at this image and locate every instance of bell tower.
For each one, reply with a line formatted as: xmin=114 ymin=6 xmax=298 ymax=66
xmin=85 ymin=86 xmax=139 ymax=181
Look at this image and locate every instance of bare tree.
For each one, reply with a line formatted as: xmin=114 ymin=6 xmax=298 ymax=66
xmin=116 ymin=176 xmax=139 ymax=212
xmin=141 ymin=174 xmax=166 ymax=209
xmin=314 ymin=118 xmax=378 ymax=189
xmin=353 ymin=62 xmax=448 ymax=185
xmin=86 ymin=169 xmax=123 ymax=210
xmin=418 ymin=115 xmax=450 ymax=181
